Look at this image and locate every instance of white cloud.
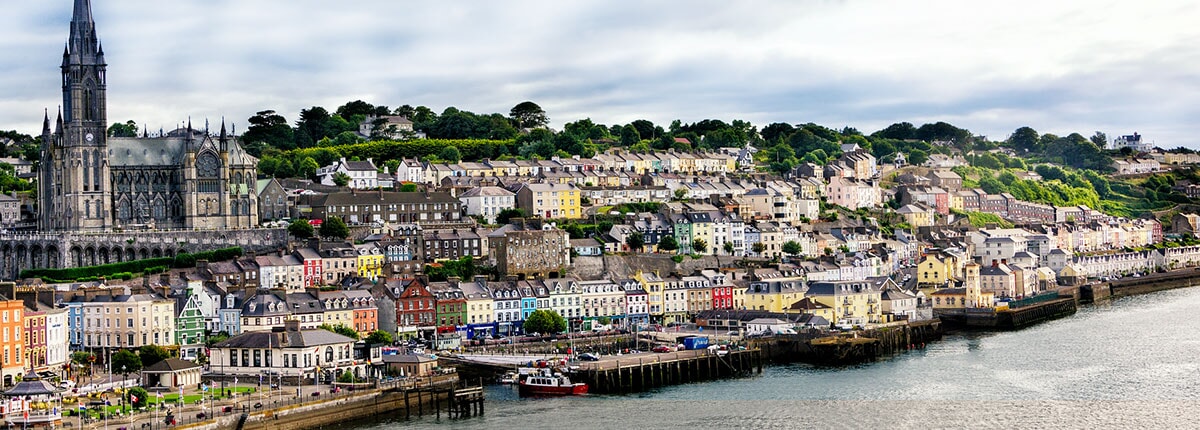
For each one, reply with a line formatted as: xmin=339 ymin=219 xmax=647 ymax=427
xmin=0 ymin=0 xmax=1197 ymax=147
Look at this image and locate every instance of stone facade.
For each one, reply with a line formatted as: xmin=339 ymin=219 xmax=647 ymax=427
xmin=38 ymin=1 xmax=258 ymax=232
xmin=0 ymin=228 xmax=286 ymax=280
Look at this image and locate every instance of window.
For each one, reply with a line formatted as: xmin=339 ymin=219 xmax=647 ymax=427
xmin=325 ymin=346 xmax=334 ymax=363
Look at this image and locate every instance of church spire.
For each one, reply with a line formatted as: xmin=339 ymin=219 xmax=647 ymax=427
xmin=55 ymin=110 xmax=63 ymax=135
xmin=42 ymin=109 xmax=51 ymax=136
xmin=68 ymin=0 xmax=100 ymax=62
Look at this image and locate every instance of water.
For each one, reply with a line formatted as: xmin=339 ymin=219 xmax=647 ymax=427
xmin=352 ymin=287 xmax=1200 ymax=429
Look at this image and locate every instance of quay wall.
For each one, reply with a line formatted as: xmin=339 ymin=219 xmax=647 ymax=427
xmin=750 ymin=320 xmax=942 ymax=365
xmin=174 ymin=380 xmax=471 ymax=430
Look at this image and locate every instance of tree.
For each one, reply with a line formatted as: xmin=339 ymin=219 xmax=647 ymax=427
xmin=620 ymin=125 xmax=641 ymax=146
xmin=365 ymin=330 xmax=394 ymax=346
xmin=723 ymin=241 xmax=735 ymax=255
xmin=597 ymin=316 xmax=611 ymax=326
xmin=288 ymin=219 xmax=314 ymax=239
xmin=107 ymin=120 xmax=138 ymax=137
xmin=296 ymin=106 xmax=333 ymax=145
xmin=126 ymin=386 xmax=149 ymax=409
xmin=658 ymin=235 xmax=679 ymax=253
xmin=496 ymin=208 xmax=527 ymax=225
xmin=399 ymin=183 xmax=419 ymax=192
xmin=692 ymin=238 xmax=708 ymax=254
xmin=298 ymin=157 xmax=320 ymax=181
xmin=244 ymin=110 xmax=294 ymax=150
xmin=319 ymin=324 xmax=360 ymax=340
xmin=70 ymin=351 xmax=95 ymax=365
xmin=332 ymin=172 xmax=351 ymax=187
xmin=439 ymin=146 xmax=462 ymax=163
xmin=673 ymin=188 xmax=688 ymax=201
xmin=137 ymin=345 xmax=171 ymax=368
xmin=782 ymin=240 xmax=802 ymax=257
xmin=523 ymin=309 xmax=567 ymax=335
xmin=320 ymin=217 xmax=349 ymax=239
xmin=752 ymin=242 xmax=766 ymax=256
xmin=111 ymin=349 xmax=142 ymax=375
xmin=625 ymin=231 xmax=645 ymax=252
xmin=509 ymin=101 xmax=548 ymax=129
xmin=1008 ymin=126 xmax=1040 ymax=153
xmin=1090 ymin=131 xmax=1108 ymax=149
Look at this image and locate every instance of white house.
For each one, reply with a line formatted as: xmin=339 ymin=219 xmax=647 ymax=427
xmin=746 ymin=318 xmax=795 ymax=335
xmin=459 ymin=186 xmax=516 ymax=224
xmin=318 ymin=157 xmax=379 ymax=189
xmin=210 ymin=321 xmax=366 ymax=383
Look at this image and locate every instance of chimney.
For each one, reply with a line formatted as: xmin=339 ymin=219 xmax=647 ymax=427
xmin=159 ymin=272 xmax=170 ymax=287
xmin=1001 ymin=258 xmax=1007 ymax=266
xmin=284 ymin=319 xmax=301 ymax=333
xmin=991 ymin=259 xmax=998 ymax=267
xmin=197 ymin=260 xmax=209 ymax=271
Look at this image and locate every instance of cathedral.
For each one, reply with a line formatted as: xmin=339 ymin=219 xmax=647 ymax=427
xmin=38 ymin=0 xmax=259 ymax=231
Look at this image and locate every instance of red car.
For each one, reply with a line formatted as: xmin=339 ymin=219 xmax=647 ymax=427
xmin=652 ymin=345 xmax=674 ymax=353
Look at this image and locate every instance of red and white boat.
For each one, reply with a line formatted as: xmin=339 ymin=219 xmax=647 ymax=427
xmin=517 ymin=370 xmax=588 ymax=396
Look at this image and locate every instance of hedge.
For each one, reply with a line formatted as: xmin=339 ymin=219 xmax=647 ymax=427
xmin=19 ymin=247 xmax=244 ymax=282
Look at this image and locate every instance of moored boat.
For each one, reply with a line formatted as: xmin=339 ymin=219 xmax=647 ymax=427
xmin=517 ymin=370 xmax=588 ymax=396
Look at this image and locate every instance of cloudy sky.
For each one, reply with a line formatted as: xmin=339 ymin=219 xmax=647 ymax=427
xmin=1 ymin=0 xmax=1197 ymax=146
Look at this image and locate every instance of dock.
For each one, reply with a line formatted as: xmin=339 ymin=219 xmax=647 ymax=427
xmin=572 ymin=348 xmax=762 ymax=394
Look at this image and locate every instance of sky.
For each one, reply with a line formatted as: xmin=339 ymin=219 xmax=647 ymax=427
xmin=1 ymin=0 xmax=1198 ymax=147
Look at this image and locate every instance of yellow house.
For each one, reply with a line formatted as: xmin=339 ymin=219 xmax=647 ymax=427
xmin=516 ymin=183 xmax=583 ymax=219
xmin=634 ymin=271 xmax=665 ymax=322
xmin=897 ymin=203 xmax=935 ymax=228
xmin=783 ymin=297 xmax=836 ymax=322
xmin=318 ymin=291 xmax=355 ymax=328
xmin=806 ymin=280 xmax=884 ymax=325
xmin=931 ymin=262 xmax=994 ymax=309
xmin=917 ymin=252 xmax=957 ymax=288
xmin=459 ymin=279 xmax=496 ymax=329
xmin=354 ymin=244 xmax=384 ymax=281
xmin=743 ymin=277 xmax=807 ymax=313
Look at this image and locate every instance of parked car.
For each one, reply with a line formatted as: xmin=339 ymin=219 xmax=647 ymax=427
xmin=59 ymin=380 xmax=75 ymax=389
xmin=577 ymin=353 xmax=600 ymax=361
xmin=652 ymin=345 xmax=674 ymax=353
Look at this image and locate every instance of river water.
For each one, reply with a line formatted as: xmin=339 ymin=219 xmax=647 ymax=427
xmin=352 ymin=287 xmax=1200 ymax=429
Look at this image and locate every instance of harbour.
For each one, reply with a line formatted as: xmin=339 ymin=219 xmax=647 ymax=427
xmin=346 ymin=285 xmax=1200 ymax=429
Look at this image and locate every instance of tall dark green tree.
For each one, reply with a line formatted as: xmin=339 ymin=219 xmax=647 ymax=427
xmin=509 ymin=101 xmax=548 ymax=129
xmin=524 ymin=309 xmax=567 ymax=335
xmin=1007 ymin=126 xmax=1040 ymax=153
xmin=243 ymin=110 xmax=294 ymax=150
xmin=320 ymin=217 xmax=350 ymax=239
xmin=288 ymin=219 xmax=314 ymax=239
xmin=107 ymin=120 xmax=138 ymax=137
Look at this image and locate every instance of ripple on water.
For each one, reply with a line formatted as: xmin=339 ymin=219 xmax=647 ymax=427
xmin=351 ymin=287 xmax=1200 ymax=430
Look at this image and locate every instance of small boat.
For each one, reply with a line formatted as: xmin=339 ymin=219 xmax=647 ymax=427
xmin=518 ymin=369 xmax=587 ymax=396
xmin=498 ymin=371 xmax=519 ymax=385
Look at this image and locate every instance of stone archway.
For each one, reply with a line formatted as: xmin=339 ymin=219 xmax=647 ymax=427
xmin=46 ymin=246 xmax=59 ymax=268
xmin=98 ymin=247 xmax=110 ymax=265
xmin=0 ymin=244 xmax=11 ymax=279
xmin=29 ymin=245 xmax=43 ymax=270
xmin=164 ymin=249 xmax=175 ymax=258
xmin=70 ymin=246 xmax=83 ymax=268
xmin=139 ymin=248 xmax=149 ymax=260
xmin=112 ymin=247 xmax=124 ymax=263
xmin=126 ymin=248 xmax=136 ymax=262
xmin=151 ymin=248 xmax=162 ymax=258
xmin=84 ymin=246 xmax=96 ymax=267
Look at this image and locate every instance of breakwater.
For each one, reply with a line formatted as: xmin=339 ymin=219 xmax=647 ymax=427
xmin=747 ymin=319 xmax=943 ymax=365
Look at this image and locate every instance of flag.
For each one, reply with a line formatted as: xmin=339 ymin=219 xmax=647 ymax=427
xmin=131 ymin=394 xmax=138 ymax=403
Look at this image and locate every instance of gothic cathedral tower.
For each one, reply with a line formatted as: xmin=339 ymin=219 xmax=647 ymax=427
xmin=40 ymin=0 xmax=112 ymax=231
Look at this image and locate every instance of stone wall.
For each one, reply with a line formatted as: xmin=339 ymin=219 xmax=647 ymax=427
xmin=0 ymin=228 xmax=288 ymax=280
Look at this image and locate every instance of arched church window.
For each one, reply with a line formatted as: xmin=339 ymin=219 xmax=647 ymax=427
xmin=117 ymin=199 xmax=131 ymax=220
xmin=152 ymin=197 xmax=165 ymax=220
xmin=231 ymin=200 xmax=239 ymax=216
xmin=94 ymin=151 xmax=103 ymax=191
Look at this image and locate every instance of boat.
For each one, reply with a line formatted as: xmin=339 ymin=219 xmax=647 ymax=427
xmin=517 ymin=369 xmax=588 ymax=396
xmin=498 ymin=370 xmax=519 ymax=385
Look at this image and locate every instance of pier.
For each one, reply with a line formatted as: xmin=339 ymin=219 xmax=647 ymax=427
xmin=573 ymin=348 xmax=762 ymax=394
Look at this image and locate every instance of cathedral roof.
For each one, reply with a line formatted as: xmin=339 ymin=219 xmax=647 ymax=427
xmin=108 ymin=137 xmax=187 ymax=166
